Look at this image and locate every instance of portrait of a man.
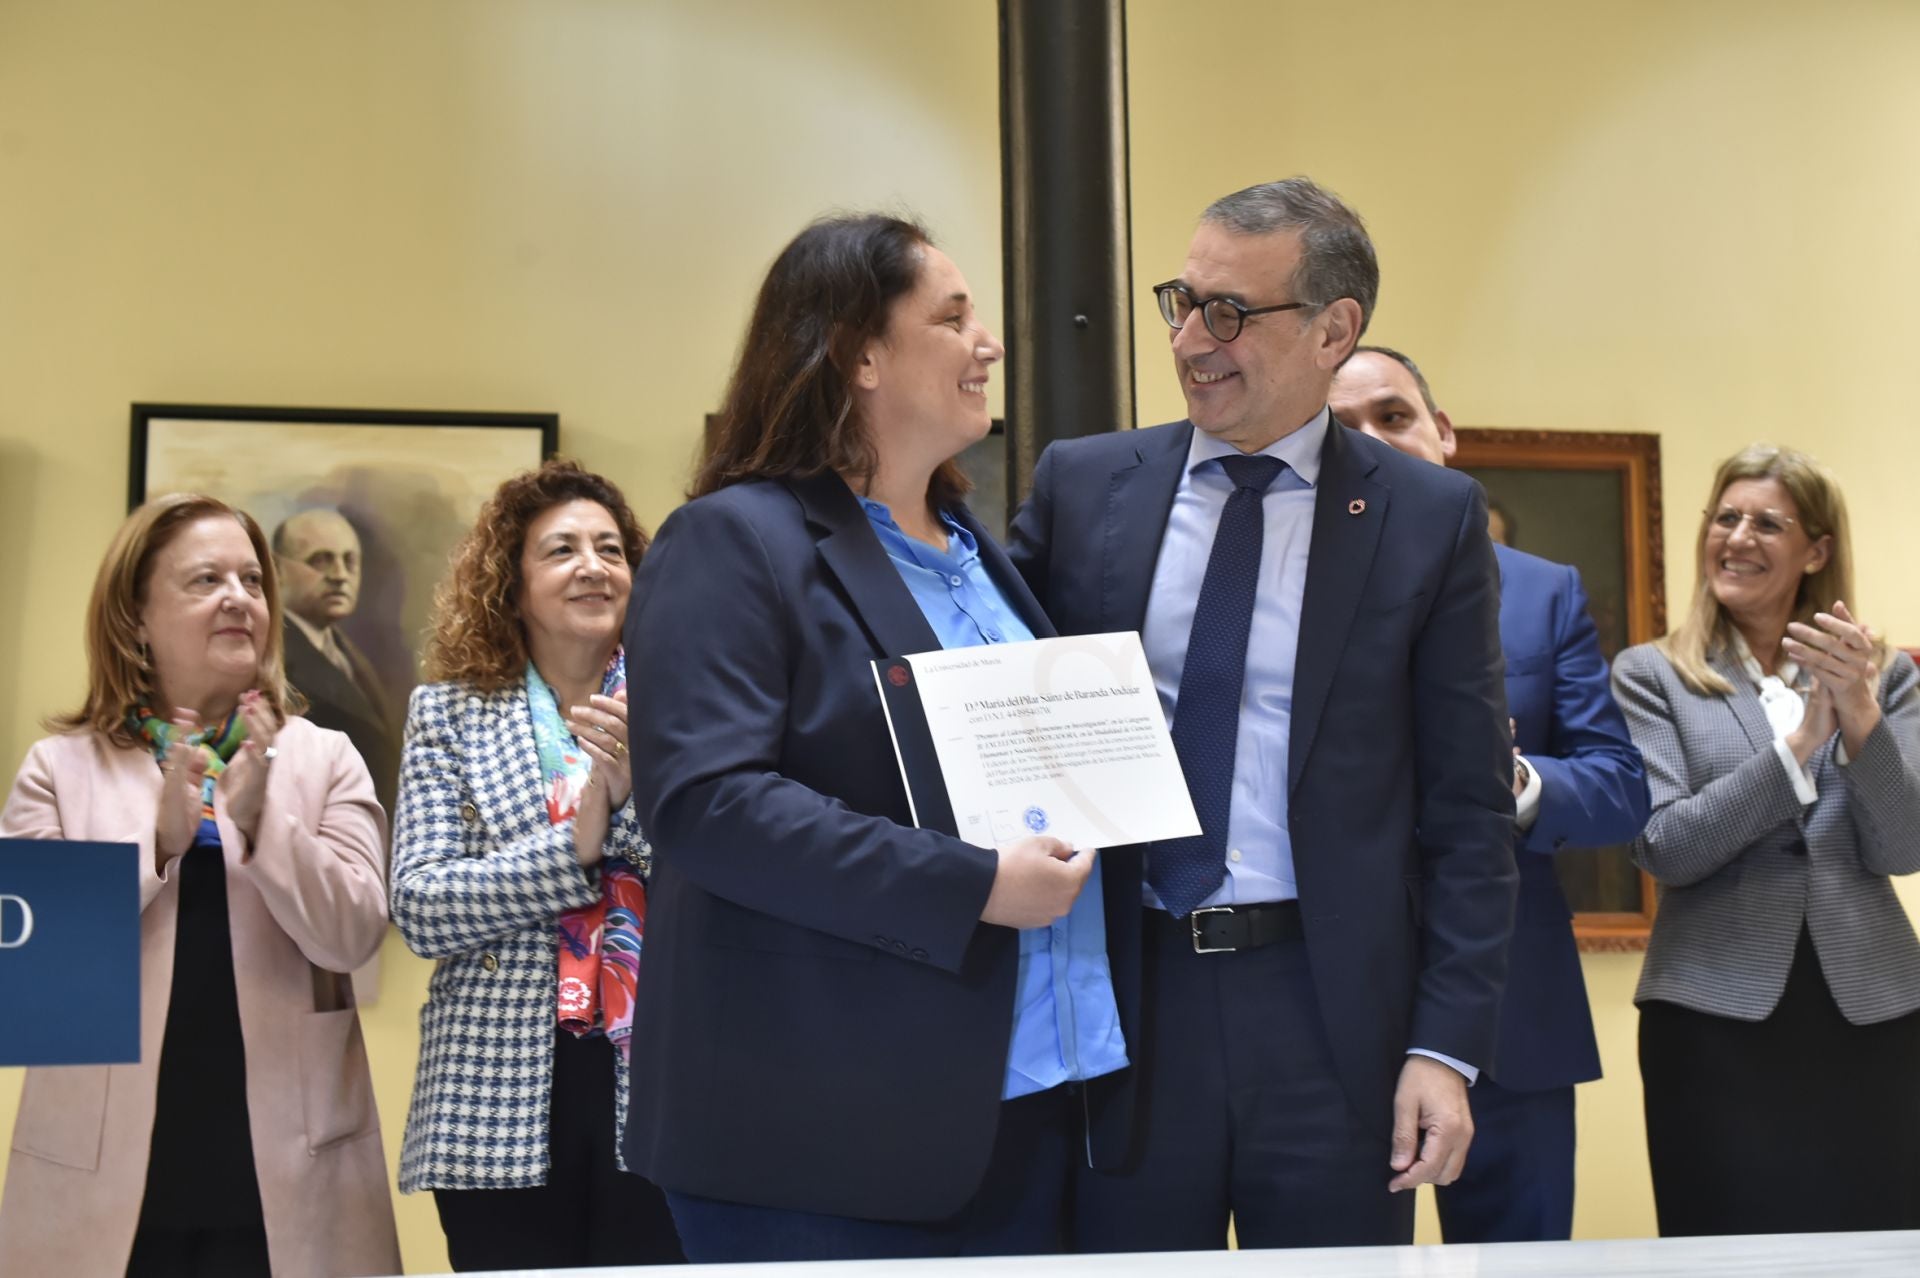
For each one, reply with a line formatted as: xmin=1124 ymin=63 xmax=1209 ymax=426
xmin=273 ymin=508 xmax=400 ymax=816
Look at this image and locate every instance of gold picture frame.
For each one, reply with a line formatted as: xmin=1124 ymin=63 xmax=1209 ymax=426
xmin=1453 ymin=428 xmax=1665 ymax=951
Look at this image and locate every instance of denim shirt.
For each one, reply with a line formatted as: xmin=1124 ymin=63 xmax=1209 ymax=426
xmin=862 ymin=498 xmax=1129 ymax=1099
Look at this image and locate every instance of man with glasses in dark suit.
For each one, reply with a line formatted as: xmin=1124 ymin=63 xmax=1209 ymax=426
xmin=1009 ymin=177 xmax=1517 ymax=1251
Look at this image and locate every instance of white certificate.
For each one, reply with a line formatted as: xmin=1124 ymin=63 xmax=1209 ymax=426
xmin=873 ymin=632 xmax=1200 ymax=850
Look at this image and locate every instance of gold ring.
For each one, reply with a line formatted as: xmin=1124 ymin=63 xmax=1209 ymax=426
xmin=611 ymin=740 xmax=626 ymax=757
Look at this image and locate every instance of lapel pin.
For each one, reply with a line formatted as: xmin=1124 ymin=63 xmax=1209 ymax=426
xmin=1347 ymin=499 xmax=1367 ymax=516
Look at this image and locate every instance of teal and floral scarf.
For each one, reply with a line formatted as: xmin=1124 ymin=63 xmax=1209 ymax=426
xmin=528 ymin=648 xmax=645 ymax=1059
xmin=132 ymin=706 xmax=247 ymax=845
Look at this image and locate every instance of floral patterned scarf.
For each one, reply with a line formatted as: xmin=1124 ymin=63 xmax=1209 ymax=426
xmin=528 ymin=648 xmax=644 ymax=1059
xmin=132 ymin=706 xmax=247 ymax=846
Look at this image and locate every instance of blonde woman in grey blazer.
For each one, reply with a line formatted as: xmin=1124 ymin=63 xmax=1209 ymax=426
xmin=1611 ymin=444 xmax=1920 ymax=1237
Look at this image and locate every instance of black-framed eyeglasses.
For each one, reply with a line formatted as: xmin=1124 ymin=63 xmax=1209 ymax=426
xmin=1152 ymin=280 xmax=1314 ymax=343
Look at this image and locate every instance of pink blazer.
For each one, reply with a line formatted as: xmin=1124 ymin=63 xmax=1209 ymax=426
xmin=0 ymin=718 xmax=402 ymax=1278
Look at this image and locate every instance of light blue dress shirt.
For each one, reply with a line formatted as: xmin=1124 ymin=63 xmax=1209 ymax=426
xmin=1137 ymin=414 xmax=1477 ymax=1082
xmin=863 ymin=498 xmax=1129 ymax=1100
xmin=1141 ymin=413 xmax=1325 ymax=906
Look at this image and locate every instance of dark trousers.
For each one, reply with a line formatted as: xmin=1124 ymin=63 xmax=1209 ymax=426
xmin=666 ymin=1085 xmax=1073 ymax=1262
xmin=1434 ymin=1078 xmax=1575 ymax=1242
xmin=125 ymin=1227 xmax=270 ymax=1278
xmin=434 ymin=1030 xmax=684 ymax=1270
xmin=1074 ymin=909 xmax=1414 ymax=1252
xmin=1640 ymin=926 xmax=1920 ymax=1237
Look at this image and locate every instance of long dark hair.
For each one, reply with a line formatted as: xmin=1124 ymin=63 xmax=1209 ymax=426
xmin=693 ymin=213 xmax=971 ymax=507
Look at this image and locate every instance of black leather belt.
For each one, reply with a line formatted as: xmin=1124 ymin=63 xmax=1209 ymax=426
xmin=1164 ymin=901 xmax=1304 ymax=953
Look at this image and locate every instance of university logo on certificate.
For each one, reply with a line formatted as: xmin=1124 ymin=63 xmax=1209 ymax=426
xmin=872 ymin=632 xmax=1200 ymax=850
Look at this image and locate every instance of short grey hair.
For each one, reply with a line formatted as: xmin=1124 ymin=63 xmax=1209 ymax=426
xmin=1203 ymin=177 xmax=1378 ymax=335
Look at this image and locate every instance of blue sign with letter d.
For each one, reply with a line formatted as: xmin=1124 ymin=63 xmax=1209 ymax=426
xmin=1 ymin=839 xmax=140 ymax=1066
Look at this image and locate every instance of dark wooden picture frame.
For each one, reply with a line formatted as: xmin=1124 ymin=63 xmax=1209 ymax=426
xmin=1452 ymin=428 xmax=1665 ymax=951
xmin=130 ymin=403 xmax=558 ymax=513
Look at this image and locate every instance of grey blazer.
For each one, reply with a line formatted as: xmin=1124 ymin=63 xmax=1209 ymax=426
xmin=1611 ymin=644 xmax=1920 ymax=1024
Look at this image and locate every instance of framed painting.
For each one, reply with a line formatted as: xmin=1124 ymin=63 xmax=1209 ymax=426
xmin=130 ymin=403 xmax=558 ymax=822
xmin=1452 ymin=428 xmax=1665 ymax=950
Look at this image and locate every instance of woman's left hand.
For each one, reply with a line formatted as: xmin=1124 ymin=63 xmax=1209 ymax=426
xmin=1785 ymin=601 xmax=1882 ymax=745
xmin=220 ymin=690 xmax=280 ymax=841
xmin=569 ymin=691 xmax=632 ymax=812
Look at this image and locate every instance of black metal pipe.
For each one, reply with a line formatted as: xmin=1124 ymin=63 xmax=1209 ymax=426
xmin=998 ymin=0 xmax=1134 ymax=507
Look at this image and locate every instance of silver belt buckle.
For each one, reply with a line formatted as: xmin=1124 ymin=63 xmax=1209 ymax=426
xmin=1191 ymin=905 xmax=1235 ymax=954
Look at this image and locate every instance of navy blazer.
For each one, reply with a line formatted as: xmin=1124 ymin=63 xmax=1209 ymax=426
xmin=1491 ymin=542 xmax=1649 ymax=1091
xmin=621 ymin=471 xmax=1055 ymax=1221
xmin=1007 ymin=420 xmax=1518 ymax=1164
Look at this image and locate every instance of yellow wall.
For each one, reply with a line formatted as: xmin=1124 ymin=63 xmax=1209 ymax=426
xmin=4 ymin=0 xmax=1918 ymax=1269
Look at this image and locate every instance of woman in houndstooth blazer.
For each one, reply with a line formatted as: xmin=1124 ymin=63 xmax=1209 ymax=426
xmin=1611 ymin=445 xmax=1920 ymax=1237
xmin=391 ymin=461 xmax=682 ymax=1270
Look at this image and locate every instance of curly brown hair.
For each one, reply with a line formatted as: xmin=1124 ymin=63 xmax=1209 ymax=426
xmin=422 ymin=459 xmax=649 ymax=690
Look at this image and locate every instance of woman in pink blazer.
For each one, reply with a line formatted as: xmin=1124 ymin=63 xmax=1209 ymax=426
xmin=0 ymin=493 xmax=400 ymax=1278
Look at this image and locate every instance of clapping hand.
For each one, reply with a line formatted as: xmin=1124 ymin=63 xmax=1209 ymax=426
xmin=1784 ymin=601 xmax=1881 ymax=755
xmin=568 ymin=691 xmax=629 ymax=869
xmin=219 ymin=690 xmax=279 ymax=842
xmin=155 ymin=709 xmax=210 ymax=864
xmin=1784 ymin=679 xmax=1837 ymax=766
xmin=568 ymin=691 xmax=631 ymax=811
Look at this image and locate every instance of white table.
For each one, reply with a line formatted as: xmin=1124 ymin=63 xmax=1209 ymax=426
xmin=432 ymin=1230 xmax=1920 ymax=1277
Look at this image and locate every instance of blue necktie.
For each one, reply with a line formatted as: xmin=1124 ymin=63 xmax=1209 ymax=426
xmin=1150 ymin=452 xmax=1287 ymax=918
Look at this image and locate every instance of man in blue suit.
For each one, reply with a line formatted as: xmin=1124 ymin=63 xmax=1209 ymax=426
xmin=1007 ymin=179 xmax=1518 ymax=1250
xmin=1330 ymin=345 xmax=1650 ymax=1242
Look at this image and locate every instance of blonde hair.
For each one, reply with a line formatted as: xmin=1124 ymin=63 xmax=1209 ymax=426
xmin=1657 ymin=444 xmax=1885 ymax=695
xmin=49 ymin=494 xmax=301 ymax=746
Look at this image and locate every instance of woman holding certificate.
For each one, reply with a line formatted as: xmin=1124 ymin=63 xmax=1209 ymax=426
xmin=622 ymin=213 xmax=1118 ymax=1262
